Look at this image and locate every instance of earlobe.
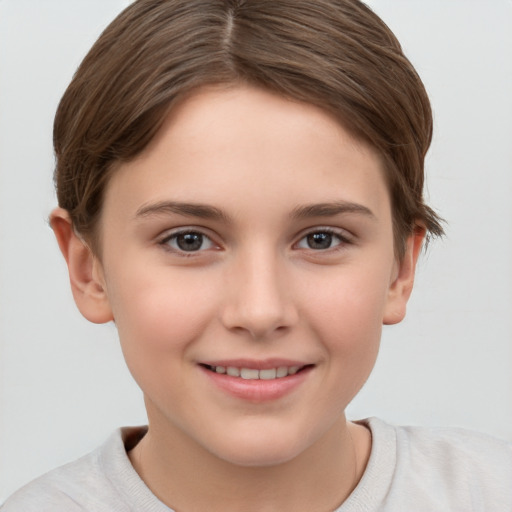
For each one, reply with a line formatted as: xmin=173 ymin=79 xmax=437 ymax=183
xmin=50 ymin=208 xmax=114 ymax=324
xmin=383 ymin=226 xmax=425 ymax=325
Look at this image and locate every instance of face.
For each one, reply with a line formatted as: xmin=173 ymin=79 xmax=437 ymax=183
xmin=84 ymin=85 xmax=414 ymax=466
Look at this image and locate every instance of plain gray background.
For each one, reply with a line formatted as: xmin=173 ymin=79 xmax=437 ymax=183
xmin=1 ymin=0 xmax=511 ymax=502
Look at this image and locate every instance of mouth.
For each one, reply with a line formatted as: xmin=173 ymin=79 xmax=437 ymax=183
xmin=198 ymin=359 xmax=315 ymax=401
xmin=200 ymin=364 xmax=312 ymax=380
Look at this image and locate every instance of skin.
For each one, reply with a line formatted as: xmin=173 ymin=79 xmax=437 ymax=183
xmin=51 ymin=85 xmax=424 ymax=511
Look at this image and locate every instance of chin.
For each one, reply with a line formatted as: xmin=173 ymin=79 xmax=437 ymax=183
xmin=217 ymin=445 xmax=302 ymax=468
xmin=203 ymin=427 xmax=314 ymax=468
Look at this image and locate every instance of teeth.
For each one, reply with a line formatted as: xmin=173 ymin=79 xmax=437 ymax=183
xmin=276 ymin=366 xmax=288 ymax=378
xmin=227 ymin=366 xmax=240 ymax=377
xmin=209 ymin=365 xmax=304 ymax=380
xmin=241 ymin=368 xmax=259 ymax=380
xmin=259 ymin=368 xmax=277 ymax=380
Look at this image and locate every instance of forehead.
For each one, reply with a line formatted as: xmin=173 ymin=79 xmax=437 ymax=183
xmin=149 ymin=84 xmax=378 ymax=168
xmin=103 ymin=85 xmax=391 ymax=225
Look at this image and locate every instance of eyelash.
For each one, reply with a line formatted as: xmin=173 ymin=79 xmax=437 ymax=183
xmin=158 ymin=227 xmax=352 ymax=256
xmin=295 ymin=227 xmax=352 ymax=252
xmin=159 ymin=229 xmax=218 ymax=256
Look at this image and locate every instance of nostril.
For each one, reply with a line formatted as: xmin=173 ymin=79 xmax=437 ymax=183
xmin=219 ymin=269 xmax=298 ymax=338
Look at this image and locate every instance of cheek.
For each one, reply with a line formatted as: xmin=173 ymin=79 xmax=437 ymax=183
xmin=305 ymin=262 xmax=390 ymax=328
xmin=301 ymin=262 xmax=391 ymax=365
xmin=107 ymin=267 xmax=219 ymax=358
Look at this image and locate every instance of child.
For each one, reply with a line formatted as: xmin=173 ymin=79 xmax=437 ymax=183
xmin=2 ymin=0 xmax=511 ymax=510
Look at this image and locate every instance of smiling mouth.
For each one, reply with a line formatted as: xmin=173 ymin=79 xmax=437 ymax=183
xmin=200 ymin=364 xmax=312 ymax=380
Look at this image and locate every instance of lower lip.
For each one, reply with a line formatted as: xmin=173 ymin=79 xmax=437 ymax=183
xmin=200 ymin=366 xmax=312 ymax=402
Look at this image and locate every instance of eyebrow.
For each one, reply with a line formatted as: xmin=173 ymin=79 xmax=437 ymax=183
xmin=135 ymin=201 xmax=230 ymax=223
xmin=135 ymin=200 xmax=375 ymax=223
xmin=290 ymin=201 xmax=375 ymax=220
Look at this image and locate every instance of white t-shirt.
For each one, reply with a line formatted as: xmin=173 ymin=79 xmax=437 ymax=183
xmin=2 ymin=418 xmax=511 ymax=511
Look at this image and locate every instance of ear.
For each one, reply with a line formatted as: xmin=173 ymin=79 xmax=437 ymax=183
xmin=50 ymin=208 xmax=113 ymax=324
xmin=383 ymin=226 xmax=426 ymax=325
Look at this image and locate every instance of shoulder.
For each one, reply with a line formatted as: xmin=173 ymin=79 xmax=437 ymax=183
xmin=1 ymin=427 xmax=148 ymax=512
xmin=364 ymin=417 xmax=512 ymax=511
xmin=393 ymin=420 xmax=512 ymax=477
xmin=1 ymin=451 xmax=102 ymax=511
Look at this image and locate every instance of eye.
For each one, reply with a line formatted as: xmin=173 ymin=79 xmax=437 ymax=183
xmin=296 ymin=229 xmax=347 ymax=250
xmin=162 ymin=230 xmax=215 ymax=253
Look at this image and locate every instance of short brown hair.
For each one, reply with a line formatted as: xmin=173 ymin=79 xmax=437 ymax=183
xmin=54 ymin=0 xmax=444 ymax=256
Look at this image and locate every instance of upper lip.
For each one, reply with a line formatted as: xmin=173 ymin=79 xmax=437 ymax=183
xmin=199 ymin=358 xmax=311 ymax=370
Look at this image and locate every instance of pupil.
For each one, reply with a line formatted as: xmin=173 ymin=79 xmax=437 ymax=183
xmin=307 ymin=232 xmax=332 ymax=250
xmin=177 ymin=233 xmax=203 ymax=251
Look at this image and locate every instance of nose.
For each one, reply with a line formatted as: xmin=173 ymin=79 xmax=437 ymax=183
xmin=220 ymin=249 xmax=298 ymax=340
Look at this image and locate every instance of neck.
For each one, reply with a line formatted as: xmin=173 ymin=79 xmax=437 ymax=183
xmin=129 ymin=412 xmax=370 ymax=512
